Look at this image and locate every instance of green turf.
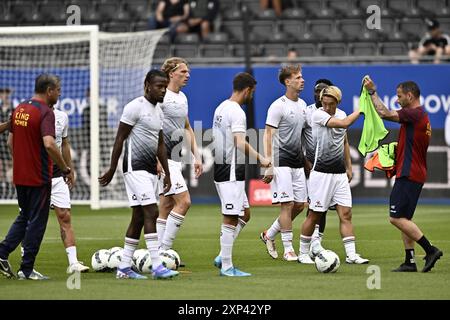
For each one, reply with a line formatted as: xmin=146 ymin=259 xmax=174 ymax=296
xmin=0 ymin=204 xmax=449 ymax=300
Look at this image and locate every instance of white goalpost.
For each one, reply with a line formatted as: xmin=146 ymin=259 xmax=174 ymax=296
xmin=0 ymin=25 xmax=167 ymax=209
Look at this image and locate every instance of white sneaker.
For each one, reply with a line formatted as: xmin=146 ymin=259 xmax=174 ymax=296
xmin=283 ymin=251 xmax=298 ymax=262
xmin=260 ymin=231 xmax=278 ymax=259
xmin=345 ymin=253 xmax=369 ymax=264
xmin=298 ymin=253 xmax=315 ymax=264
xmin=66 ymin=261 xmax=90 ymax=274
xmin=309 ymin=242 xmax=325 ymax=259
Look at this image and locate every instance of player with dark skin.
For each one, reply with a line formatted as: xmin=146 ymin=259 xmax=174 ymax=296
xmin=99 ymin=73 xmax=171 ymax=245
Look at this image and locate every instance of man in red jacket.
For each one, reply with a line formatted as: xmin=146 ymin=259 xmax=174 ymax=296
xmin=364 ymin=76 xmax=443 ymax=272
xmin=0 ymin=74 xmax=71 ymax=280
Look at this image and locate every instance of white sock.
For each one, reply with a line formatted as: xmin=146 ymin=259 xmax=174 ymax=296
xmin=66 ymin=246 xmax=78 ymax=265
xmin=311 ymin=225 xmax=322 ymax=250
xmin=145 ymin=233 xmax=162 ymax=268
xmin=156 ymin=218 xmax=167 ymax=247
xmin=220 ymin=224 xmax=236 ymax=271
xmin=266 ymin=218 xmax=281 ymax=240
xmin=161 ymin=211 xmax=185 ymax=250
xmin=118 ymin=237 xmax=139 ymax=269
xmin=343 ymin=236 xmax=356 ymax=258
xmin=300 ymin=235 xmax=312 ymax=255
xmin=312 ymin=224 xmax=320 ymax=241
xmin=281 ymin=230 xmax=294 ymax=253
xmin=219 ymin=218 xmax=246 ymax=256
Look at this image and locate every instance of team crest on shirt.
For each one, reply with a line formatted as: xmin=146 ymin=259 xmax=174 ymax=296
xmin=226 ymin=204 xmax=234 ymax=210
xmin=132 ymin=194 xmax=137 ymax=200
xmin=273 ymin=192 xmax=277 ymax=198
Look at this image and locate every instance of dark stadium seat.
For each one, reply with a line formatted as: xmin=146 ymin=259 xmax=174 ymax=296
xmin=280 ymin=20 xmax=312 ymax=42
xmin=349 ymin=42 xmax=379 ymax=56
xmin=222 ymin=8 xmax=242 ymax=20
xmin=268 ymin=31 xmax=288 ymax=43
xmin=174 ymin=33 xmax=200 ymax=44
xmin=327 ymin=0 xmax=361 ymax=18
xmin=125 ymin=0 xmax=150 ymax=21
xmin=388 ymin=0 xmax=422 ymax=17
xmin=417 ymin=0 xmax=447 ymax=16
xmin=154 ymin=44 xmax=171 ymax=59
xmin=320 ymin=43 xmax=347 ymax=56
xmin=200 ymin=44 xmax=229 ymax=57
xmin=262 ymin=43 xmax=287 ymax=57
xmin=281 ymin=7 xmax=306 ymax=19
xmin=98 ymin=3 xmax=130 ymax=22
xmin=0 ymin=4 xmax=15 ymax=24
xmin=257 ymin=9 xmax=277 ymax=20
xmin=133 ymin=21 xmax=149 ymax=32
xmin=204 ymin=32 xmax=229 ymax=44
xmin=289 ymin=43 xmax=317 ymax=57
xmin=359 ymin=0 xmax=396 ymax=17
xmin=230 ymin=44 xmax=264 ymax=57
xmin=9 ymin=2 xmax=35 ymax=23
xmin=38 ymin=2 xmax=66 ymax=23
xmin=299 ymin=0 xmax=322 ymax=18
xmin=339 ymin=19 xmax=364 ymax=40
xmin=244 ymin=0 xmax=262 ymax=17
xmin=172 ymin=44 xmax=198 ymax=58
xmin=249 ymin=20 xmax=275 ymax=42
xmin=379 ymin=42 xmax=408 ymax=55
xmin=102 ymin=21 xmax=130 ymax=33
xmin=309 ymin=20 xmax=335 ymax=38
xmin=399 ymin=18 xmax=426 ymax=40
xmin=222 ymin=20 xmax=244 ymax=42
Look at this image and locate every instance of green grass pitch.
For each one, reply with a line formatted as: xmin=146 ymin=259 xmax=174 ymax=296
xmin=0 ymin=204 xmax=449 ymax=300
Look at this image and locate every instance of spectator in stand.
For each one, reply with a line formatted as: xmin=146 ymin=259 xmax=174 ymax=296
xmin=187 ymin=0 xmax=219 ymax=40
xmin=149 ymin=0 xmax=190 ymax=41
xmin=409 ymin=19 xmax=450 ymax=64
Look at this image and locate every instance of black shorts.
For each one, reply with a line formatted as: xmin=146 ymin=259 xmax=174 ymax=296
xmin=389 ymin=177 xmax=423 ymax=220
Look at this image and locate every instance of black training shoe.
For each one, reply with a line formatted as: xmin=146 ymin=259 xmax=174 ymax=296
xmin=422 ymin=247 xmax=443 ymax=273
xmin=0 ymin=258 xmax=16 ymax=279
xmin=392 ymin=263 xmax=417 ymax=272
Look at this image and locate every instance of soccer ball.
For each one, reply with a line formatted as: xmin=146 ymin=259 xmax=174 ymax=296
xmin=132 ymin=249 xmax=148 ymax=269
xmin=136 ymin=251 xmax=153 ymax=273
xmin=165 ymin=249 xmax=181 ymax=270
xmin=159 ymin=250 xmax=177 ymax=270
xmin=315 ymin=250 xmax=340 ymax=273
xmin=109 ymin=246 xmax=122 ymax=255
xmin=107 ymin=248 xmax=123 ymax=270
xmin=91 ymin=249 xmax=111 ymax=272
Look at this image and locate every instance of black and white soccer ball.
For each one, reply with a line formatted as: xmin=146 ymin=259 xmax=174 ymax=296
xmin=315 ymin=250 xmax=340 ymax=273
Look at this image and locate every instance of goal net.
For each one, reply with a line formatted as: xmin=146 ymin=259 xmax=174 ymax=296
xmin=0 ymin=26 xmax=167 ymax=209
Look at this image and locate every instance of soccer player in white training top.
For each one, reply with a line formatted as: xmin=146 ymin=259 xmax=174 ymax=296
xmin=99 ymin=70 xmax=179 ymax=280
xmin=212 ymin=72 xmax=271 ymax=277
xmin=260 ymin=64 xmax=312 ymax=264
xmin=156 ymin=58 xmax=203 ymax=262
xmin=51 ymin=108 xmax=89 ymax=273
xmin=299 ymin=86 xmax=369 ymax=264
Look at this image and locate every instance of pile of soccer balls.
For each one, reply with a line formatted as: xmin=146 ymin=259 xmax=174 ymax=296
xmin=91 ymin=247 xmax=180 ymax=273
xmin=314 ymin=250 xmax=340 ymax=273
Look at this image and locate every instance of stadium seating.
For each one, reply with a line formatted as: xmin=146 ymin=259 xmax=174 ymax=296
xmin=1 ymin=0 xmax=449 ymax=60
